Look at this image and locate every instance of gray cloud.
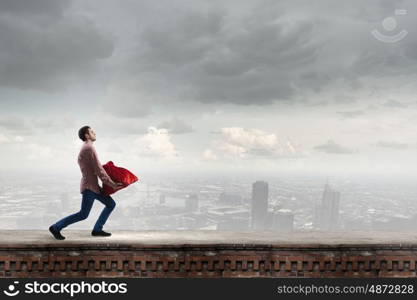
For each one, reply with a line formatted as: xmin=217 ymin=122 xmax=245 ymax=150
xmin=314 ymin=139 xmax=354 ymax=154
xmin=31 ymin=116 xmax=77 ymax=133
xmin=0 ymin=0 xmax=113 ymax=91
xmin=3 ymin=0 xmax=416 ymax=109
xmin=157 ymin=117 xmax=193 ymax=134
xmin=100 ymin=97 xmax=152 ymax=119
xmin=337 ymin=110 xmax=365 ymax=119
xmin=0 ymin=115 xmax=78 ymax=136
xmin=382 ymin=99 xmax=407 ymax=108
xmin=0 ymin=115 xmax=33 ymax=135
xmin=0 ymin=0 xmax=70 ymax=16
xmin=106 ymin=0 xmax=417 ymax=109
xmin=124 ymin=7 xmax=320 ymax=106
xmin=333 ymin=95 xmax=357 ymax=104
xmin=92 ymin=116 xmax=148 ymax=137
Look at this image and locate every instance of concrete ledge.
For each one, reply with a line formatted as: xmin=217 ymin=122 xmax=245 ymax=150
xmin=1 ymin=230 xmax=417 ymax=277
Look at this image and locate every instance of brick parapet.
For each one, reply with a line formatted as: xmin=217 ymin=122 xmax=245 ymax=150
xmin=1 ymin=243 xmax=417 ymax=277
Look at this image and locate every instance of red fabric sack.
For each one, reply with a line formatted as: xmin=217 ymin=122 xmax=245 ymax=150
xmin=101 ymin=161 xmax=138 ymax=195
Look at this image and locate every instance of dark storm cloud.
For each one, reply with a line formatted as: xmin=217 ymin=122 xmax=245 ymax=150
xmin=3 ymin=0 xmax=417 ymax=109
xmin=0 ymin=0 xmax=70 ymax=16
xmin=314 ymin=139 xmax=354 ymax=154
xmin=126 ymin=6 xmax=320 ymax=105
xmin=114 ymin=0 xmax=417 ymax=107
xmin=0 ymin=0 xmax=113 ymax=91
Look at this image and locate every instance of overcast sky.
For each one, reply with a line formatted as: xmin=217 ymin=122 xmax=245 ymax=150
xmin=1 ymin=0 xmax=417 ymax=178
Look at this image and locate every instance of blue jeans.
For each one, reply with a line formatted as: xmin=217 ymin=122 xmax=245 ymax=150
xmin=53 ymin=189 xmax=116 ymax=232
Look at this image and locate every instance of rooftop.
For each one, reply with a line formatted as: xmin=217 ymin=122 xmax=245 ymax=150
xmin=1 ymin=230 xmax=417 ymax=248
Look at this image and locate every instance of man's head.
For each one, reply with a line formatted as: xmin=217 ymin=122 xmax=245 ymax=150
xmin=78 ymin=126 xmax=96 ymax=142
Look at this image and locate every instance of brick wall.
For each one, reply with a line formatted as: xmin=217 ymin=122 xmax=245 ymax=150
xmin=1 ymin=243 xmax=417 ymax=277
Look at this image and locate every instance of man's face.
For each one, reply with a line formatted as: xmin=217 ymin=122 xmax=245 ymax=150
xmin=85 ymin=128 xmax=96 ymax=141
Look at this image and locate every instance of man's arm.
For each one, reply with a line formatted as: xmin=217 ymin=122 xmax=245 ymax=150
xmin=87 ymin=147 xmax=119 ymax=189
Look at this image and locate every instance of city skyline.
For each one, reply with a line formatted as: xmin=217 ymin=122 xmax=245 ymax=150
xmin=1 ymin=171 xmax=416 ymax=232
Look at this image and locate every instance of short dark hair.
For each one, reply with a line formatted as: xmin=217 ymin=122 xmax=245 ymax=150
xmin=78 ymin=126 xmax=91 ymax=141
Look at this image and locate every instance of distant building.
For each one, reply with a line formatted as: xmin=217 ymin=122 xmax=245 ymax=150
xmin=159 ymin=194 xmax=166 ymax=205
xmin=180 ymin=212 xmax=208 ymax=229
xmin=251 ymin=181 xmax=269 ymax=230
xmin=185 ymin=194 xmax=199 ymax=212
xmin=372 ymin=214 xmax=417 ymax=231
xmin=218 ymin=192 xmax=242 ymax=205
xmin=217 ymin=218 xmax=249 ymax=230
xmin=207 ymin=206 xmax=250 ymax=230
xmin=314 ymin=182 xmax=340 ymax=230
xmin=271 ymin=209 xmax=294 ymax=231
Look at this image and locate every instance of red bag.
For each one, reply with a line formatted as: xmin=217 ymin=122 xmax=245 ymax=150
xmin=101 ymin=161 xmax=139 ymax=195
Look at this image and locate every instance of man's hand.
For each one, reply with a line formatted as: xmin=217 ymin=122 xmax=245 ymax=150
xmin=111 ymin=182 xmax=124 ymax=189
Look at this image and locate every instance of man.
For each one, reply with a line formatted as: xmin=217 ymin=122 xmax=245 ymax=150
xmin=49 ymin=126 xmax=123 ymax=240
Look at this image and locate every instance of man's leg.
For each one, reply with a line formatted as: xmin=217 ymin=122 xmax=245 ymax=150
xmin=92 ymin=193 xmax=116 ymax=232
xmin=53 ymin=190 xmax=96 ymax=231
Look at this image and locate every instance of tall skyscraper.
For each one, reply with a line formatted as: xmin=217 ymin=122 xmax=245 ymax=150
xmin=315 ymin=182 xmax=340 ymax=230
xmin=159 ymin=194 xmax=166 ymax=205
xmin=251 ymin=181 xmax=269 ymax=230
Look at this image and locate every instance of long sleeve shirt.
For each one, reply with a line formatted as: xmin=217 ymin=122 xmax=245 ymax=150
xmin=78 ymin=140 xmax=116 ymax=194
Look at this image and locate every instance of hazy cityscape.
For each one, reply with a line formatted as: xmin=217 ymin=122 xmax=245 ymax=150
xmin=1 ymin=171 xmax=416 ymax=232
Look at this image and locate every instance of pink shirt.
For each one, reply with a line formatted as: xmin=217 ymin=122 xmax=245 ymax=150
xmin=78 ymin=140 xmax=116 ymax=194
